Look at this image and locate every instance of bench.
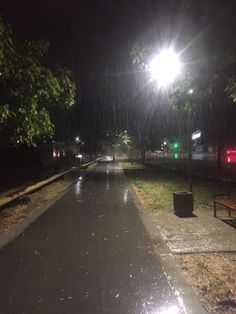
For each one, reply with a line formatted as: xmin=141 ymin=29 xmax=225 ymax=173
xmin=214 ymin=193 xmax=236 ymax=217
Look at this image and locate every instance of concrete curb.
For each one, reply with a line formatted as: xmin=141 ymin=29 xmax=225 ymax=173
xmin=0 ymin=159 xmax=99 ymax=210
xmin=0 ymin=168 xmax=76 ymax=209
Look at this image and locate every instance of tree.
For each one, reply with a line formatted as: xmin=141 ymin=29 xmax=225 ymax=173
xmin=0 ymin=17 xmax=76 ymax=147
xmin=119 ymin=131 xmax=134 ymax=164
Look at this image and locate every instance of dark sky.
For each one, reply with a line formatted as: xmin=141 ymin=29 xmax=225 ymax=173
xmin=0 ymin=0 xmax=185 ymax=137
xmin=0 ymin=0 xmax=180 ymax=63
xmin=1 ymin=0 xmax=235 ymax=141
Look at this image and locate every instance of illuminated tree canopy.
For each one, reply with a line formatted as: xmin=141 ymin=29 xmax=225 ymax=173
xmin=0 ymin=17 xmax=76 ymax=147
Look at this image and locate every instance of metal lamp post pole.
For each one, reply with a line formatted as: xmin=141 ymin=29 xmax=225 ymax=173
xmin=187 ymin=109 xmax=193 ymax=192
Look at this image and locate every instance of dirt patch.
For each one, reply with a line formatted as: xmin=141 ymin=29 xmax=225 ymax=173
xmin=176 ymin=253 xmax=236 ymax=313
xmin=0 ymin=178 xmax=73 ymax=235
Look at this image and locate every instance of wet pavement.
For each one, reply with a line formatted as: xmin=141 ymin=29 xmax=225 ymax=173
xmin=152 ymin=210 xmax=236 ymax=254
xmin=0 ymin=163 xmax=202 ymax=314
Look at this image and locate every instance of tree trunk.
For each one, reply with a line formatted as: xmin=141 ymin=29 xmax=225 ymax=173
xmin=140 ymin=148 xmax=146 ymax=165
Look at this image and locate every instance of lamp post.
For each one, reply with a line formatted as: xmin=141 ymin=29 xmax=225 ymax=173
xmin=149 ymin=48 xmax=194 ymax=216
xmin=187 ymin=109 xmax=193 ymax=192
xmin=149 ymin=49 xmax=193 ymax=193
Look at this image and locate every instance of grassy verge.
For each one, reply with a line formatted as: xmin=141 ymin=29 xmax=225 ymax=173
xmin=120 ymin=160 xmax=234 ymax=213
xmin=176 ymin=253 xmax=236 ymax=313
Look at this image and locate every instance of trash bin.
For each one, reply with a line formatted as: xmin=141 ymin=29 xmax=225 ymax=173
xmin=173 ymin=191 xmax=193 ymax=217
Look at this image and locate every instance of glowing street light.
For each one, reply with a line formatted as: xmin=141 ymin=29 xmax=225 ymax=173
xmin=149 ymin=48 xmax=194 ymax=192
xmin=189 ymin=88 xmax=194 ymax=94
xmin=149 ymin=49 xmax=181 ymax=87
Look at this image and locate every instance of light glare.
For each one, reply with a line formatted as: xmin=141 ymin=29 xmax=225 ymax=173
xmin=149 ymin=49 xmax=181 ymax=87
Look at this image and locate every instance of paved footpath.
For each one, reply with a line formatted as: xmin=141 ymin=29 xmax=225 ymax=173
xmin=0 ymin=163 xmax=203 ymax=314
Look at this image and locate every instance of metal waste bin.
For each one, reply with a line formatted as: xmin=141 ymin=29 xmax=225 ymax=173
xmin=173 ymin=191 xmax=193 ymax=217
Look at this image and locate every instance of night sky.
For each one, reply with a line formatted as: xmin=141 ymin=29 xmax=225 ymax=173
xmin=0 ymin=0 xmax=235 ymax=143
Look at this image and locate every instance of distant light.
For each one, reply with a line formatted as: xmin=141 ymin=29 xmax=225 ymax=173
xmin=75 ymin=154 xmax=83 ymax=159
xmin=75 ymin=137 xmax=79 ymax=142
xmin=53 ymin=149 xmax=60 ymax=158
xmin=105 ymin=156 xmax=113 ymax=161
xmin=192 ymin=131 xmax=201 ymax=140
xmin=225 ymin=148 xmax=236 ymax=163
xmin=149 ymin=49 xmax=181 ymax=87
xmin=189 ymin=89 xmax=194 ymax=94
xmin=163 ymin=141 xmax=167 ymax=145
xmin=173 ymin=142 xmax=179 ymax=148
xmin=226 ymin=150 xmax=236 ymax=153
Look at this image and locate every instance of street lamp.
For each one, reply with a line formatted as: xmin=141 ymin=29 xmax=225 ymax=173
xmin=149 ymin=49 xmax=193 ymax=193
xmin=187 ymin=89 xmax=194 ymax=192
xmin=149 ymin=49 xmax=181 ymax=87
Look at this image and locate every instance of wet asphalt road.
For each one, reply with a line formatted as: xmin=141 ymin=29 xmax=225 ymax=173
xmin=1 ymin=163 xmax=185 ymax=314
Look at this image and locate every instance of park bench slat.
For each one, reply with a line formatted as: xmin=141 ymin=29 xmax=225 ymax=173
xmin=215 ymin=199 xmax=236 ymax=210
xmin=213 ymin=194 xmax=236 ymax=217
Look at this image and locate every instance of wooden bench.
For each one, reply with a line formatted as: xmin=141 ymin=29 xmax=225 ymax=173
xmin=214 ymin=193 xmax=236 ymax=217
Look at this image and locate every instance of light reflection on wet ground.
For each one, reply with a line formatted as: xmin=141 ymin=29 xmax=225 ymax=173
xmin=0 ymin=162 xmax=200 ymax=313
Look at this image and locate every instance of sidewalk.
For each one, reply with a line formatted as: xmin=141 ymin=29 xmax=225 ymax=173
xmin=128 ymin=175 xmax=236 ymax=255
xmin=153 ymin=209 xmax=236 ymax=254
